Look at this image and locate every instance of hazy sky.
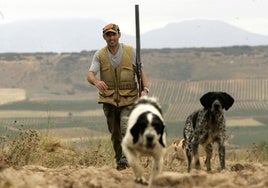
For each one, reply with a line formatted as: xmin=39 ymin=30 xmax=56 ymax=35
xmin=1 ymin=0 xmax=268 ymax=35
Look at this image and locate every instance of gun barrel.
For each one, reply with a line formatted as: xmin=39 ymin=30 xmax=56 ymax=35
xmin=135 ymin=4 xmax=141 ymax=62
xmin=135 ymin=4 xmax=142 ymax=96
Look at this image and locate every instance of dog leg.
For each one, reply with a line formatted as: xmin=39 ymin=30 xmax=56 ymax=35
xmin=168 ymin=152 xmax=177 ymax=168
xmin=218 ymin=144 xmax=225 ymax=170
xmin=192 ymin=142 xmax=201 ymax=170
xmin=185 ymin=147 xmax=192 ymax=172
xmin=150 ymin=155 xmax=163 ymax=186
xmin=205 ymin=143 xmax=213 ymax=172
xmin=124 ymin=148 xmax=148 ymax=185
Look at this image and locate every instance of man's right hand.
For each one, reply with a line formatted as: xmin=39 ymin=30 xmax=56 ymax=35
xmin=94 ymin=80 xmax=108 ymax=91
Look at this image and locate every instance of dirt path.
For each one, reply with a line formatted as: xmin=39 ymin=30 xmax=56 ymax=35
xmin=0 ymin=162 xmax=267 ymax=188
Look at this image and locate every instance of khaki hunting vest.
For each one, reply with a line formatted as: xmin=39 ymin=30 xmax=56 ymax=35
xmin=98 ymin=45 xmax=138 ymax=107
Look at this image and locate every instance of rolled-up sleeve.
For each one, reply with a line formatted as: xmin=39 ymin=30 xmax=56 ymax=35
xmin=89 ymin=50 xmax=100 ymax=73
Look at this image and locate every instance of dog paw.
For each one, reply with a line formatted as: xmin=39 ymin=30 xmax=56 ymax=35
xmin=135 ymin=177 xmax=148 ymax=185
xmin=231 ymin=163 xmax=244 ymax=171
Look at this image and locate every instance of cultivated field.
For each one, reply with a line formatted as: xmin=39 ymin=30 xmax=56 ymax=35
xmin=1 ymin=78 xmax=268 ymax=147
xmin=1 ymin=46 xmax=268 ymax=187
xmin=0 ymin=82 xmax=268 ymax=188
xmin=0 ymin=88 xmax=26 ymax=105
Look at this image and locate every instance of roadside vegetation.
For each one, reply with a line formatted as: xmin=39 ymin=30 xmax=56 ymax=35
xmin=0 ymin=126 xmax=114 ymax=169
xmin=0 ymin=125 xmax=267 ymax=170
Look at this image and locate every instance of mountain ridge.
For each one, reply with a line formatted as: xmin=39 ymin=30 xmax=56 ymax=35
xmin=1 ymin=45 xmax=268 ymax=97
xmin=1 ymin=19 xmax=268 ymax=52
xmin=141 ymin=19 xmax=268 ymax=48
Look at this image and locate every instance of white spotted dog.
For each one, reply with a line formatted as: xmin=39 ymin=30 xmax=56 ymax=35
xmin=183 ymin=92 xmax=234 ymax=172
xmin=122 ymin=96 xmax=166 ymax=186
xmin=165 ymin=138 xmax=186 ymax=168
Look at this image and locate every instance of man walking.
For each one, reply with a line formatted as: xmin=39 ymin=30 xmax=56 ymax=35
xmin=87 ymin=23 xmax=149 ymax=170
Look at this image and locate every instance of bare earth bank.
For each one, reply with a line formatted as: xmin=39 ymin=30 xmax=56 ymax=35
xmin=0 ymin=162 xmax=267 ymax=188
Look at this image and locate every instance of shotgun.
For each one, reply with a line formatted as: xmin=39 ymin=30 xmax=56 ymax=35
xmin=135 ymin=4 xmax=142 ymax=96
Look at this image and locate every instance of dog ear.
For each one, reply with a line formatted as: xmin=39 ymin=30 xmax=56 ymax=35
xmin=152 ymin=115 xmax=166 ymax=147
xmin=221 ymin=92 xmax=235 ymax=110
xmin=159 ymin=133 xmax=166 ymax=148
xmin=158 ymin=124 xmax=166 ymax=148
xmin=200 ymin=92 xmax=214 ymax=109
xmin=130 ymin=123 xmax=140 ymax=144
xmin=182 ymin=139 xmax=186 ymax=150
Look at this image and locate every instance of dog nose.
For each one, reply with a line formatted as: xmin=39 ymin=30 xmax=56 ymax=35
xmin=214 ymin=103 xmax=220 ymax=109
xmin=146 ymin=134 xmax=154 ymax=143
xmin=213 ymin=101 xmax=221 ymax=110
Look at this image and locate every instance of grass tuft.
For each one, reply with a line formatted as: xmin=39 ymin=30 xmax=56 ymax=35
xmin=0 ymin=126 xmax=267 ymax=170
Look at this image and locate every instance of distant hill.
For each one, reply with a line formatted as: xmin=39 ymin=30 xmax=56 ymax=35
xmin=1 ymin=19 xmax=268 ymax=52
xmin=0 ymin=46 xmax=268 ymax=98
xmin=142 ymin=20 xmax=268 ymax=48
xmin=0 ymin=19 xmax=109 ymax=52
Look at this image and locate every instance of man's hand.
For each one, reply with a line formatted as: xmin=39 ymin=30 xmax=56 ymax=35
xmin=141 ymin=90 xmax=148 ymax=96
xmin=94 ymin=80 xmax=108 ymax=91
xmin=141 ymin=86 xmax=149 ymax=96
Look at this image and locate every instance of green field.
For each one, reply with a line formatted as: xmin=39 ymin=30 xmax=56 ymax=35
xmin=1 ymin=78 xmax=268 ymax=147
xmin=0 ymin=102 xmax=267 ymax=148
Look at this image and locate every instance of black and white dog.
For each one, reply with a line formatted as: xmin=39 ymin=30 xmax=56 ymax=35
xmin=122 ymin=96 xmax=166 ymax=185
xmin=183 ymin=92 xmax=234 ymax=172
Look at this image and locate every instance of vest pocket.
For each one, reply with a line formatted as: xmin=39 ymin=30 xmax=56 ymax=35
xmin=99 ymin=90 xmax=115 ymax=97
xmin=120 ymin=66 xmax=135 ymax=82
xmin=118 ymin=89 xmax=138 ymax=97
xmin=100 ymin=66 xmax=114 ymax=81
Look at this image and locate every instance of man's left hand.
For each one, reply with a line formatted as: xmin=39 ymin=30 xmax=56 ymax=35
xmin=141 ymin=90 xmax=148 ymax=96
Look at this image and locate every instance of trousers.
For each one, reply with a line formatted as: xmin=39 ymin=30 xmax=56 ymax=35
xmin=102 ymin=103 xmax=130 ymax=162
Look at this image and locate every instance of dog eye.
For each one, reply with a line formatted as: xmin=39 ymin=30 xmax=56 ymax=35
xmin=152 ymin=122 xmax=164 ymax=133
xmin=140 ymin=119 xmax=148 ymax=126
xmin=152 ymin=122 xmax=160 ymax=127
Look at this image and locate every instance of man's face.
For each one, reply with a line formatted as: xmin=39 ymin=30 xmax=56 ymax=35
xmin=103 ymin=32 xmax=121 ymax=47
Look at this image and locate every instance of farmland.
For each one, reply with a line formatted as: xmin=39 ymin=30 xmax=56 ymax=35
xmin=1 ymin=78 xmax=268 ymax=147
xmin=0 ymin=46 xmax=268 ymax=148
xmin=0 ymin=88 xmax=26 ymax=105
